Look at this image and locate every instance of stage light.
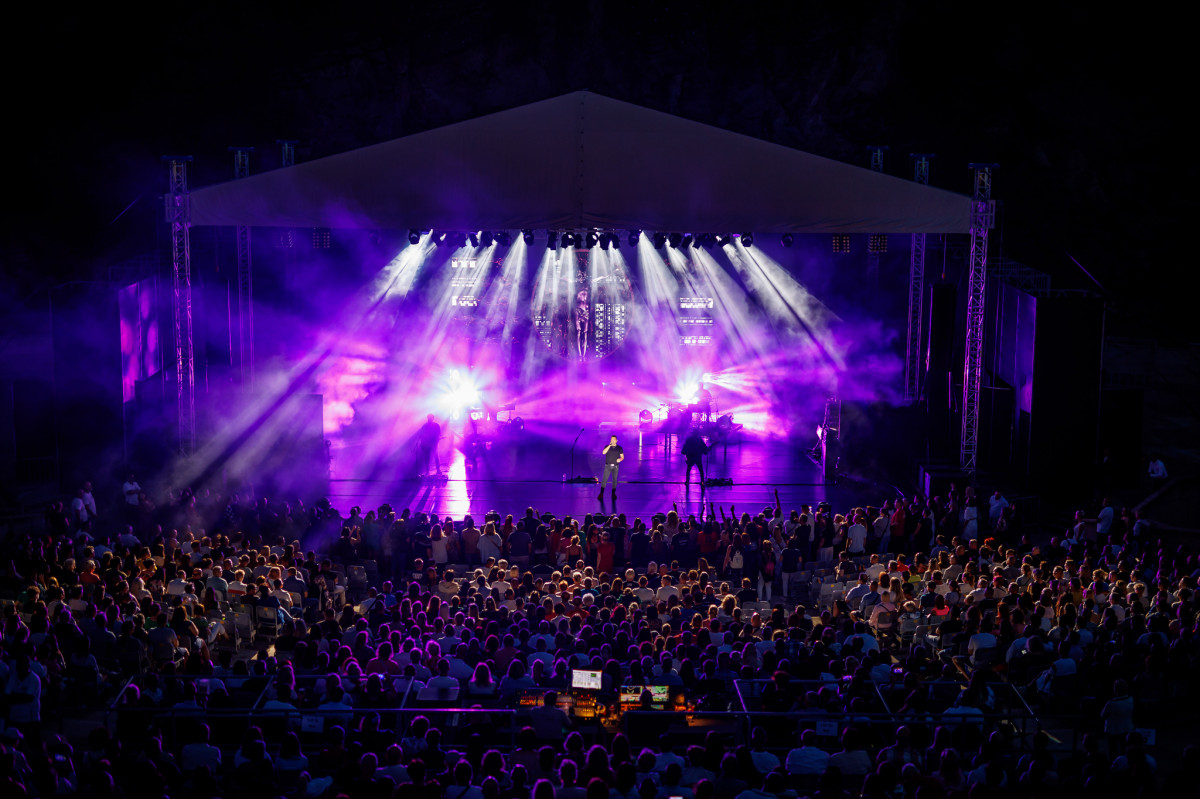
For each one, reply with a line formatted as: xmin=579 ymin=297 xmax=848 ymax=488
xmin=547 ymin=231 xmax=558 ymax=250
xmin=832 ymin=234 xmax=851 ymax=253
xmin=668 ymin=232 xmax=682 ymax=249
xmin=509 ymin=417 xmax=524 ymax=432
xmin=653 ymin=232 xmax=667 ymax=249
xmin=408 ymin=229 xmax=422 ymax=245
xmin=598 ymin=232 xmax=610 ymax=250
xmin=560 ymin=232 xmax=574 ymax=248
xmin=586 ymin=230 xmax=599 ymax=248
xmin=497 ymin=231 xmax=511 ymax=246
xmin=628 ymin=230 xmax=640 ymax=247
xmin=469 ymin=232 xmax=480 ymax=248
xmin=681 ymin=234 xmax=694 ymax=249
xmin=639 ymin=409 xmax=653 ymax=425
xmin=522 ymin=229 xmax=535 ymax=245
xmin=608 ymin=232 xmax=619 ymax=250
xmin=714 ymin=234 xmax=730 ymax=246
xmin=781 ymin=234 xmax=794 ymax=248
xmin=741 ymin=232 xmax=754 ymax=247
xmin=481 ymin=231 xmax=494 ymax=247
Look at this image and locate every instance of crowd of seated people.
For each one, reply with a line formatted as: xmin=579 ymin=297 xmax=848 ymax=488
xmin=0 ymin=477 xmax=1192 ymax=798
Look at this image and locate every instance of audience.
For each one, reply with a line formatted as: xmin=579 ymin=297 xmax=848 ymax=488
xmin=0 ymin=478 xmax=1187 ymax=798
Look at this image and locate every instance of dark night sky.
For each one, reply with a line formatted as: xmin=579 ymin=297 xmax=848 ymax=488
xmin=4 ymin=2 xmax=1190 ymax=337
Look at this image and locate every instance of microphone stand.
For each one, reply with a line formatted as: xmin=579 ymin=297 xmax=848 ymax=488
xmin=566 ymin=427 xmax=595 ymax=483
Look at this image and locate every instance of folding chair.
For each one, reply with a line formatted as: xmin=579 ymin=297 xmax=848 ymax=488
xmin=255 ymin=605 xmax=281 ymax=644
xmin=234 ymin=611 xmax=255 ymax=649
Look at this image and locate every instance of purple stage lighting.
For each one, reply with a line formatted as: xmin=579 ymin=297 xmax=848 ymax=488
xmin=523 ymin=229 xmax=535 ymax=245
xmin=437 ymin=368 xmax=482 ymax=419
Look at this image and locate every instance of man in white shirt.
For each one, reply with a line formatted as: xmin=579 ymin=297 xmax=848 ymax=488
xmin=846 ymin=519 xmax=868 ymax=555
xmin=988 ymin=492 xmax=1008 ymax=527
xmin=122 ymin=473 xmax=142 ymax=506
xmin=70 ymin=489 xmax=91 ymax=528
xmin=656 ymin=576 xmax=680 ymax=603
xmin=4 ymin=657 xmax=41 ymax=728
xmin=1096 ymin=498 xmax=1115 ymax=536
xmin=166 ymin=569 xmax=189 ymax=597
xmin=81 ymin=481 xmax=98 ymax=519
xmin=967 ymin=619 xmax=998 ymax=665
xmin=1148 ymin=455 xmax=1168 ymax=485
xmin=785 ymin=730 xmax=830 ymax=775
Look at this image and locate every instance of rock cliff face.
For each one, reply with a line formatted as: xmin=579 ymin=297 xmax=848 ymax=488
xmin=3 ymin=3 xmax=1185 ymax=335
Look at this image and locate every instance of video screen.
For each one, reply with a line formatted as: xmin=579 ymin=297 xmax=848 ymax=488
xmin=571 ymin=669 xmax=602 ymax=690
xmin=618 ymin=685 xmax=670 ymax=706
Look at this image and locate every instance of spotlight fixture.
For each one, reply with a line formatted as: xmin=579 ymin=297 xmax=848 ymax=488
xmin=741 ymin=232 xmax=754 ymax=247
xmin=781 ymin=233 xmax=794 ymax=248
xmin=638 ymin=409 xmax=653 ymax=425
xmin=547 ymin=231 xmax=558 ymax=250
xmin=586 ymin=230 xmax=599 ymax=248
xmin=468 ymin=232 xmax=480 ymax=248
xmin=868 ymin=233 xmax=888 ymax=254
xmin=714 ymin=234 xmax=730 ymax=246
xmin=408 ymin=229 xmax=422 ymax=245
xmin=560 ymin=231 xmax=574 ymax=248
xmin=598 ymin=232 xmax=611 ymax=250
xmin=480 ymin=231 xmax=494 ymax=247
xmin=522 ymin=229 xmax=535 ymax=245
xmin=653 ymin=232 xmax=667 ymax=249
xmin=832 ymin=234 xmax=851 ymax=253
xmin=495 ymin=231 xmax=511 ymax=247
xmin=628 ymin=230 xmax=640 ymax=247
xmin=668 ymin=232 xmax=682 ymax=249
xmin=609 ymin=232 xmax=619 ymax=249
xmin=681 ymin=234 xmax=694 ymax=249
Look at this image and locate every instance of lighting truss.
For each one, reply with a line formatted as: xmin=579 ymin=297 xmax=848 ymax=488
xmin=905 ymin=154 xmax=934 ymax=402
xmin=960 ymin=164 xmax=997 ymax=474
xmin=164 ymin=157 xmax=195 ymax=454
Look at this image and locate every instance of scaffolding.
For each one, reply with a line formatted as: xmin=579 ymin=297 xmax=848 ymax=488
xmin=164 ymin=157 xmax=195 ymax=454
xmin=960 ymin=164 xmax=997 ymax=474
xmin=231 ymin=147 xmax=255 ymax=385
xmin=905 ymin=154 xmax=934 ymax=402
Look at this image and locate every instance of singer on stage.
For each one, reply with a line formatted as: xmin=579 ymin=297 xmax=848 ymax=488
xmin=682 ymin=429 xmax=709 ymax=489
xmin=599 ymin=435 xmax=624 ymax=498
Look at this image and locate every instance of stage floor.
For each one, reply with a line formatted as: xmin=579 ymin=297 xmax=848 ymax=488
xmin=328 ymin=426 xmax=891 ymax=521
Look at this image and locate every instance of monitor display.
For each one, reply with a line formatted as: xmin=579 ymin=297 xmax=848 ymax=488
xmin=618 ymin=685 xmax=671 ymax=707
xmin=571 ymin=669 xmax=602 ymax=690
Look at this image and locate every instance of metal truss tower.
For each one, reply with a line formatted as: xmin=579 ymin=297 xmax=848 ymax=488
xmin=905 ymin=154 xmax=934 ymax=402
xmin=231 ymin=147 xmax=255 ymax=385
xmin=164 ymin=157 xmax=195 ymax=454
xmin=960 ymin=164 xmax=998 ymax=474
xmin=866 ymin=146 xmax=888 ymax=294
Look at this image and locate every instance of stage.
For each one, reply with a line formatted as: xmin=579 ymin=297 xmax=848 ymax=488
xmin=326 ymin=425 xmax=892 ymax=520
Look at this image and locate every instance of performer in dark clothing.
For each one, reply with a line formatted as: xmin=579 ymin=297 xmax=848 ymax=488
xmin=418 ymin=414 xmax=441 ymax=476
xmin=682 ymin=430 xmax=709 ymax=488
xmin=599 ymin=435 xmax=624 ymax=498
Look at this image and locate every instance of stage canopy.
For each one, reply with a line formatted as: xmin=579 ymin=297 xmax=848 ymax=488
xmin=190 ymin=91 xmax=970 ymax=234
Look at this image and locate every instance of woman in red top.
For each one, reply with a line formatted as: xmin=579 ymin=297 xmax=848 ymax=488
xmin=597 ymin=531 xmax=615 ymax=575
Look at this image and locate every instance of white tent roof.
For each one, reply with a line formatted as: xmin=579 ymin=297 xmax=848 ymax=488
xmin=190 ymin=91 xmax=970 ymax=233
